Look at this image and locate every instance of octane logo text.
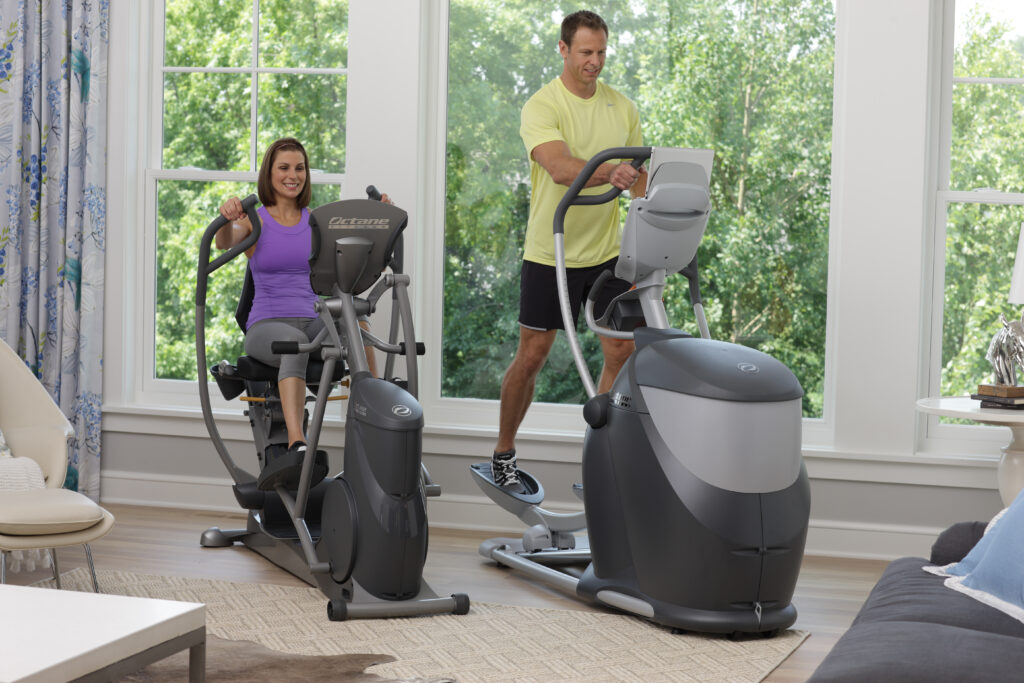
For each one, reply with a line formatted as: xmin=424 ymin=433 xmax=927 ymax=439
xmin=329 ymin=217 xmax=390 ymax=228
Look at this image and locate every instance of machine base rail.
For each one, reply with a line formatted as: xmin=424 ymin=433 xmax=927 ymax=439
xmin=203 ymin=517 xmax=470 ymax=620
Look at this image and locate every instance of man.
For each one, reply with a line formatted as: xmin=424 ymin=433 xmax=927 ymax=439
xmin=491 ymin=10 xmax=647 ymax=490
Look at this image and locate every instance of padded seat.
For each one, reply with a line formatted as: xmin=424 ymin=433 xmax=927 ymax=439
xmin=235 ymin=356 xmax=346 ymax=384
xmin=211 ymin=356 xmax=347 ymax=402
xmin=0 ymin=489 xmax=107 ymax=537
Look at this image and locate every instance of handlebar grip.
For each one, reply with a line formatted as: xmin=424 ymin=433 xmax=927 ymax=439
xmin=240 ymin=193 xmax=259 ymax=212
xmin=366 ymin=185 xmax=382 ymax=201
xmin=399 ymin=341 xmax=427 ymax=356
xmin=271 ymin=341 xmax=300 ymax=355
xmin=588 ymin=269 xmax=614 ymax=303
xmin=553 ymin=146 xmax=653 ymax=235
xmin=680 ymin=254 xmax=703 ymax=306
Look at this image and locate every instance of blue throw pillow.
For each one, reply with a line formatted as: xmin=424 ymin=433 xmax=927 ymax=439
xmin=924 ymin=488 xmax=1024 ymax=624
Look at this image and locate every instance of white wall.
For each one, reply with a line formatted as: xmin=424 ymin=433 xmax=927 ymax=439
xmin=102 ymin=0 xmax=1006 ymax=561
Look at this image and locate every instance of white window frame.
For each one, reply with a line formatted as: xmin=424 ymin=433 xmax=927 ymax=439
xmin=142 ymin=2 xmax=347 ymax=403
xmin=920 ymin=0 xmax=1024 ymax=459
xmin=103 ymin=1 xmax=1005 ymax=495
xmin=413 ymin=1 xmax=837 ymax=459
xmin=104 ymin=1 xmax=397 ymax=442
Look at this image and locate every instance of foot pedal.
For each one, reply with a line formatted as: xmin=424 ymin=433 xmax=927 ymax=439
xmin=258 ymin=445 xmax=329 ymax=491
xmin=469 ymin=462 xmax=544 ymax=505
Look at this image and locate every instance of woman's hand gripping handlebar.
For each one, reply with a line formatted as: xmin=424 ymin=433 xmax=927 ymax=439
xmin=196 ymin=194 xmax=261 ymax=306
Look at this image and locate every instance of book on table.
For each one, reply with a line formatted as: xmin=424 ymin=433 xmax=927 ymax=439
xmin=973 ymin=395 xmax=1024 ymax=409
xmin=977 ymin=384 xmax=1024 ymax=398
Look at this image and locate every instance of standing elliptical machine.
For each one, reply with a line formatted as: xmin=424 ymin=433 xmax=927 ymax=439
xmin=197 ymin=190 xmax=469 ymax=621
xmin=471 ymin=147 xmax=809 ymax=635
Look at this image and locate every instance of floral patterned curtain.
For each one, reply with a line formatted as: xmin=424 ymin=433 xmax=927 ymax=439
xmin=0 ymin=1 xmax=108 ymax=499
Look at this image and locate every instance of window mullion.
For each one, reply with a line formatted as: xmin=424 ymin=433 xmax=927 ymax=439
xmin=162 ymin=66 xmax=347 ymax=76
xmin=940 ymin=190 xmax=1024 ymax=205
xmin=954 ymin=76 xmax=1024 ymax=85
xmin=151 ymin=168 xmax=346 ymax=184
xmin=251 ymin=0 xmax=260 ymax=171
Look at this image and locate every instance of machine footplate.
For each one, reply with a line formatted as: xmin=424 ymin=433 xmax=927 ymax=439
xmin=258 ymin=445 xmax=329 ymax=491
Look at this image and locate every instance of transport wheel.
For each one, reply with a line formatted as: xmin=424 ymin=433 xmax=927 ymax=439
xmin=452 ymin=593 xmax=471 ymax=615
xmin=327 ymin=599 xmax=348 ymax=621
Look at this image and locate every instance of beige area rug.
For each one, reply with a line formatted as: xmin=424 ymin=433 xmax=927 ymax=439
xmin=39 ymin=568 xmax=807 ymax=682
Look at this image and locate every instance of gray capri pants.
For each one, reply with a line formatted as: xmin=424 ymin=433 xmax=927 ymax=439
xmin=244 ymin=317 xmax=326 ymax=382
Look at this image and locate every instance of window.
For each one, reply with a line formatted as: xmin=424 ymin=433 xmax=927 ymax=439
xmin=151 ymin=0 xmax=348 ymax=383
xmin=937 ymin=1 xmax=1024 ymax=400
xmin=442 ymin=1 xmax=836 ymax=417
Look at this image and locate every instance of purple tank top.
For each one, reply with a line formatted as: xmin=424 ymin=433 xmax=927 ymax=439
xmin=246 ymin=206 xmax=318 ymax=329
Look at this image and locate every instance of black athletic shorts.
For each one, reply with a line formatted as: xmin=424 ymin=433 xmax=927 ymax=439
xmin=519 ymin=258 xmax=632 ymax=331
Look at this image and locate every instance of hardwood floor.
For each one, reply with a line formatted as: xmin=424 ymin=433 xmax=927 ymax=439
xmin=6 ymin=504 xmax=887 ymax=681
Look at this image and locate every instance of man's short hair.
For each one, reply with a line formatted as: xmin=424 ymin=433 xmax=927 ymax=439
xmin=561 ymin=10 xmax=608 ymax=46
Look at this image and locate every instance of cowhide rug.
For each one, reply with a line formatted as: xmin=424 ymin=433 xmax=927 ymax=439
xmin=123 ymin=634 xmax=454 ymax=682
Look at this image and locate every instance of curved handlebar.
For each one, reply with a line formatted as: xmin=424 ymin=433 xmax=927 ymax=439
xmin=552 ymin=147 xmax=650 ymax=399
xmin=553 ymin=146 xmax=651 ymax=236
xmin=196 ymin=194 xmax=261 ymax=306
xmin=195 ymin=192 xmax=260 ymax=486
xmin=365 ymin=185 xmax=383 ymax=201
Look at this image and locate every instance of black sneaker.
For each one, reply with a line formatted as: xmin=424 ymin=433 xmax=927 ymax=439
xmin=491 ymin=449 xmax=525 ymax=493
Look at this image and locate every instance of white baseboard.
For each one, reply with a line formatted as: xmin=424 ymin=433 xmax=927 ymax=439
xmin=99 ymin=470 xmax=581 ymax=533
xmin=101 ymin=470 xmax=240 ymax=512
xmin=805 ymin=519 xmax=945 ymax=561
xmin=99 ymin=470 xmax=945 ymax=560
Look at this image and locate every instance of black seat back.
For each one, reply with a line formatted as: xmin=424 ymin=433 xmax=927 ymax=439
xmin=234 ymin=265 xmax=256 ymax=333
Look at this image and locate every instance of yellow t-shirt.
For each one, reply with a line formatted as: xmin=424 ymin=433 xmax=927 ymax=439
xmin=519 ymin=78 xmax=643 ymax=267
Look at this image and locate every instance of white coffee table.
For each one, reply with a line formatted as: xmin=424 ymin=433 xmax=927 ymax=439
xmin=917 ymin=395 xmax=1024 ymax=506
xmin=0 ymin=584 xmax=205 ymax=682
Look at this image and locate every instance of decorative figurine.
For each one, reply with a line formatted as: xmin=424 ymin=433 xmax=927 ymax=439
xmin=986 ymin=314 xmax=1024 ymax=386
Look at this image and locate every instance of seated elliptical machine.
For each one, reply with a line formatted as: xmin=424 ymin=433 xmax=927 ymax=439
xmin=471 ymin=147 xmax=809 ymax=635
xmin=197 ymin=190 xmax=469 ymax=620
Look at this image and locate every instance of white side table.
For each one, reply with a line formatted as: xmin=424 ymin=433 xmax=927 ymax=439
xmin=0 ymin=584 xmax=205 ymax=682
xmin=917 ymin=396 xmax=1024 ymax=506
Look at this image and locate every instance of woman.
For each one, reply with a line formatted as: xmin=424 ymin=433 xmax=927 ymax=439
xmin=217 ymin=137 xmax=385 ymax=462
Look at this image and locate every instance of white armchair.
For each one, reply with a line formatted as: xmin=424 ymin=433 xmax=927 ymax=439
xmin=0 ymin=337 xmax=114 ymax=590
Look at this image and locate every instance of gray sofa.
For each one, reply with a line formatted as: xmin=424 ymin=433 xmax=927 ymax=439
xmin=810 ymin=522 xmax=1024 ymax=681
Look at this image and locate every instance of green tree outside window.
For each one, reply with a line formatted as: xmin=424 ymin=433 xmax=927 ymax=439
xmin=444 ymin=0 xmax=836 ymax=416
xmin=155 ymin=0 xmax=347 ymax=381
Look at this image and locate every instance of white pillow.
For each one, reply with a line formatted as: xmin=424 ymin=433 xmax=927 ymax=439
xmin=0 ymin=451 xmax=45 ymax=491
xmin=0 ymin=444 xmax=50 ymax=572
